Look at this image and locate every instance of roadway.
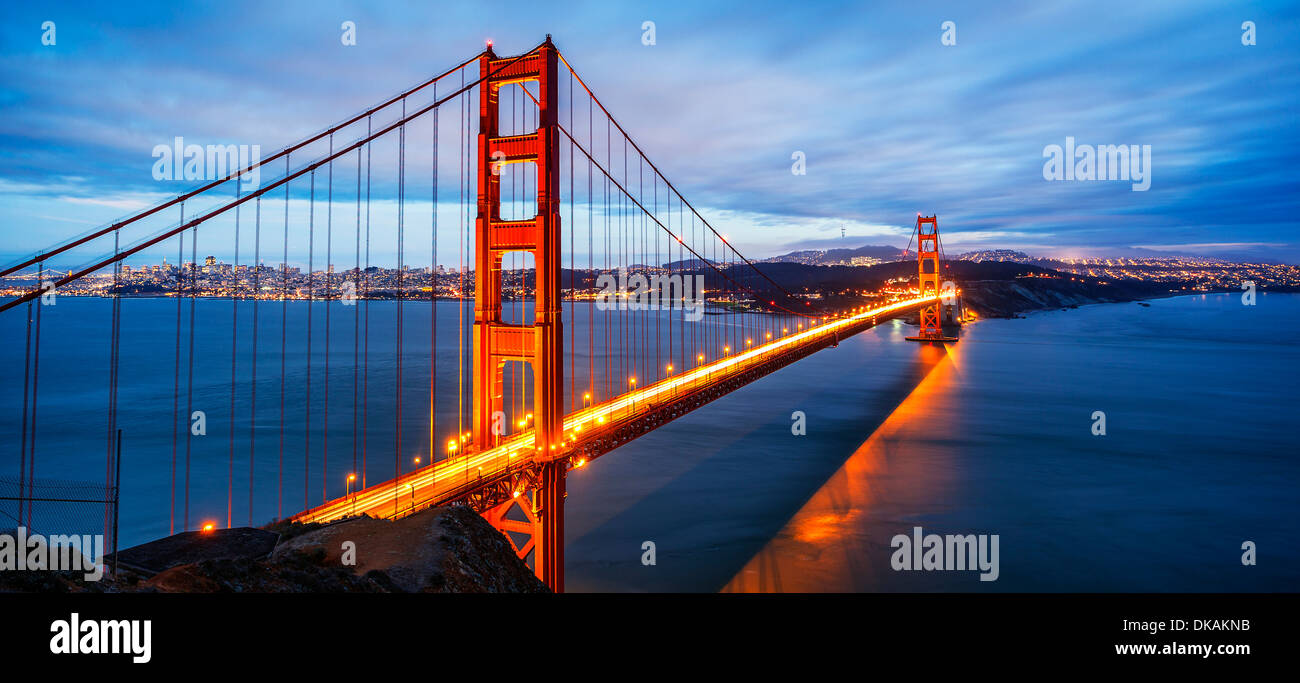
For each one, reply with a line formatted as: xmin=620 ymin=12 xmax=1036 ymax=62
xmin=291 ymin=294 xmax=941 ymax=524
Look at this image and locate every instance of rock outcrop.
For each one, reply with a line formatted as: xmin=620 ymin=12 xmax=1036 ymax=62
xmin=1 ymin=506 xmax=548 ymax=593
xmin=271 ymin=505 xmax=548 ymax=593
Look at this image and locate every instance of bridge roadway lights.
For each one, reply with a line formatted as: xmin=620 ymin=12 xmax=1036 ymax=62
xmin=347 ymin=303 xmax=922 ymax=584
xmin=580 ymin=311 xmax=903 ymax=455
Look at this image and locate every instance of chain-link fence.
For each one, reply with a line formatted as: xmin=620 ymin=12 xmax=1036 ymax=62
xmin=0 ymin=474 xmax=118 ymax=556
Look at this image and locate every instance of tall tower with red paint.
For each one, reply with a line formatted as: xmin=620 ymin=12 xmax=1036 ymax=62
xmin=473 ymin=37 xmax=565 ymax=590
xmin=906 ymin=214 xmax=958 ymax=343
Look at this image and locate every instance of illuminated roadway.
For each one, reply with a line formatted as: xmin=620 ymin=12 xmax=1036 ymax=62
xmin=292 ymin=294 xmax=944 ymax=524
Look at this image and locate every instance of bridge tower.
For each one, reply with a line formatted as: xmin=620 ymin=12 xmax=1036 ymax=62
xmin=906 ymin=214 xmax=958 ymax=343
xmin=473 ymin=38 xmax=565 ymax=590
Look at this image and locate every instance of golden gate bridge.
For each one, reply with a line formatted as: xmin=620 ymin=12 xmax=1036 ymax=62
xmin=1 ymin=37 xmax=956 ymax=592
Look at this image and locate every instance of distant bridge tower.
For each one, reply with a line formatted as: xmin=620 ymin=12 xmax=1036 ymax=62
xmin=906 ymin=214 xmax=958 ymax=343
xmin=473 ymin=37 xmax=566 ymax=591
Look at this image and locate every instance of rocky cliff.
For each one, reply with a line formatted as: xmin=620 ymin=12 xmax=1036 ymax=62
xmin=1 ymin=505 xmax=548 ymax=593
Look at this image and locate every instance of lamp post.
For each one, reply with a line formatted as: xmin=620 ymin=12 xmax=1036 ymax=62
xmin=347 ymin=473 xmax=357 ymax=516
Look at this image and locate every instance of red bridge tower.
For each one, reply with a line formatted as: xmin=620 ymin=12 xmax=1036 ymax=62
xmin=473 ymin=38 xmax=566 ymax=590
xmin=906 ymin=214 xmax=958 ymax=343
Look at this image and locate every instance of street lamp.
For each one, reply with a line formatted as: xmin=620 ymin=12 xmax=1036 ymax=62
xmin=347 ymin=473 xmax=357 ymax=516
xmin=407 ymin=484 xmax=416 ymax=513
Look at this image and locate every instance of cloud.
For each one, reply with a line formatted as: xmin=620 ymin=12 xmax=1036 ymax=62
xmin=0 ymin=0 xmax=1296 ymax=264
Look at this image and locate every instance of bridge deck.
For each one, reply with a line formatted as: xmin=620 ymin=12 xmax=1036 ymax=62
xmin=291 ymin=295 xmax=939 ymax=524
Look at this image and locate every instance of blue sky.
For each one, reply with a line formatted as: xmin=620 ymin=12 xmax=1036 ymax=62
xmin=1 ymin=0 xmax=1298 ymax=269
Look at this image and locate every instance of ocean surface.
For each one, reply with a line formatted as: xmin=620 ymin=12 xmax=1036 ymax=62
xmin=2 ymin=293 xmax=1296 ymax=591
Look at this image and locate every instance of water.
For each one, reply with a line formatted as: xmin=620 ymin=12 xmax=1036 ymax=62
xmin=3 ymin=293 xmax=1296 ymax=591
xmin=0 ymin=295 xmax=778 ymax=544
xmin=566 ymin=293 xmax=1300 ymax=591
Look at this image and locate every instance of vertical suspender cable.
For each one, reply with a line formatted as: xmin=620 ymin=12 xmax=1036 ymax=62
xmin=106 ymin=231 xmax=121 ymax=541
xmin=183 ymin=218 xmax=198 ymax=531
xmin=279 ymin=155 xmax=289 ymax=520
xmin=587 ymin=92 xmax=594 ymax=404
xmin=568 ymin=71 xmax=575 ymax=414
xmin=26 ymin=263 xmax=44 ymax=525
xmin=304 ymin=169 xmax=315 ymax=511
xmin=353 ymin=146 xmax=361 ymax=479
xmin=249 ymin=196 xmax=261 ymax=526
xmin=171 ymin=208 xmax=183 ymax=534
xmin=18 ymin=298 xmax=32 ymax=529
xmin=227 ymin=183 xmax=241 ymax=528
xmin=364 ymin=116 xmax=372 ymax=487
xmin=430 ymin=85 xmax=438 ymax=464
xmin=396 ymin=98 xmax=406 ymax=513
xmin=457 ymin=72 xmax=464 ymax=449
xmin=604 ymin=117 xmax=610 ymax=399
xmin=324 ymin=134 xmax=334 ymax=503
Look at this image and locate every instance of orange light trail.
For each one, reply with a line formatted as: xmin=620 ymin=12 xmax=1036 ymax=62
xmin=292 ymin=296 xmax=940 ymax=524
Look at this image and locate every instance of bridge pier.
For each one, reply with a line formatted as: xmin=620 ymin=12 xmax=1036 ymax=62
xmin=535 ymin=461 xmax=564 ymax=592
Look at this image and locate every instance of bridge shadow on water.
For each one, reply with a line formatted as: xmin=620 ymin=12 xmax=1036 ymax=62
xmin=721 ymin=342 xmax=958 ymax=593
xmin=564 ymin=327 xmax=955 ymax=592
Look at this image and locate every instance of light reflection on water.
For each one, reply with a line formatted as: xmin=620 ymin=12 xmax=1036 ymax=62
xmin=569 ymin=293 xmax=1300 ymax=592
xmin=723 ymin=343 xmax=957 ymax=592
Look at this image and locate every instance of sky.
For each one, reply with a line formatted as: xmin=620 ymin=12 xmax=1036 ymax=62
xmin=1 ymin=0 xmax=1298 ymax=270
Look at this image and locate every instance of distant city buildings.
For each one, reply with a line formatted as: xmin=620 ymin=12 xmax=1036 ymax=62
xmin=2 ymin=251 xmax=1296 ymax=302
xmin=953 ymin=250 xmax=1300 ymax=291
